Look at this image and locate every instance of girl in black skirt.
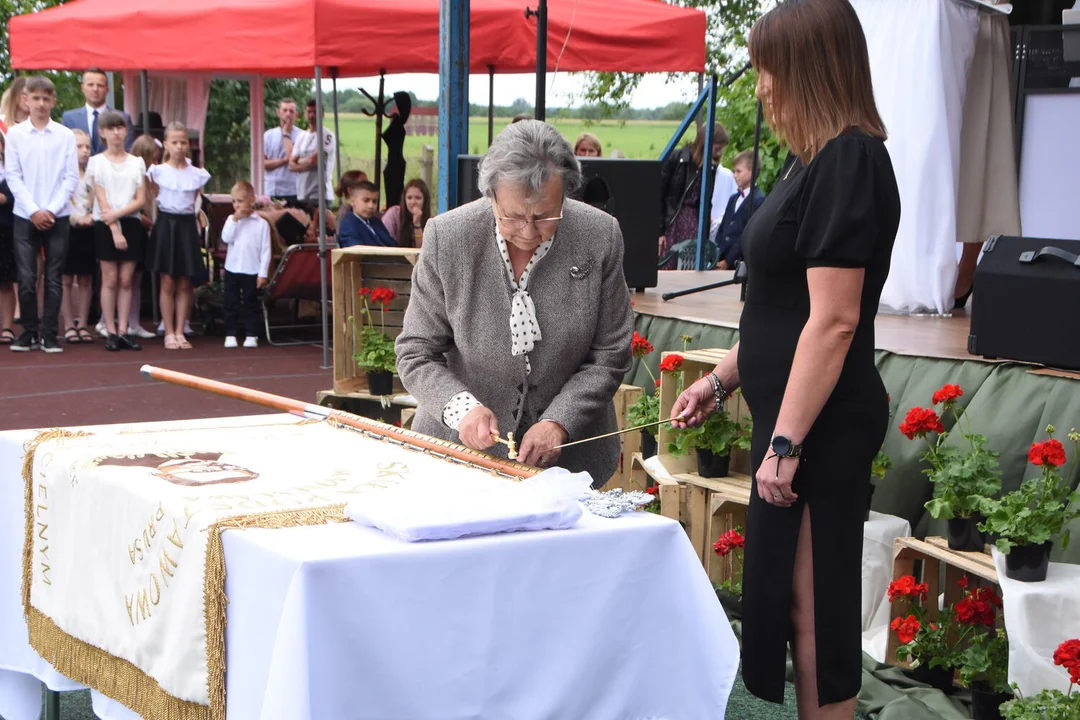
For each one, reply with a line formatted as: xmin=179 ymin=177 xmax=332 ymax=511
xmin=90 ymin=111 xmax=149 ymax=351
xmin=0 ymin=133 xmax=16 ymax=344
xmin=61 ymin=130 xmax=96 ymax=343
xmin=146 ymin=122 xmax=210 ymax=350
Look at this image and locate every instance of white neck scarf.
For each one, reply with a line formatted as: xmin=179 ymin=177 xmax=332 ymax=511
xmin=495 ymin=229 xmax=554 ymax=357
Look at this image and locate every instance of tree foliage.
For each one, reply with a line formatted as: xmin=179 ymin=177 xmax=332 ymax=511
xmin=1 ymin=0 xmax=88 ymax=117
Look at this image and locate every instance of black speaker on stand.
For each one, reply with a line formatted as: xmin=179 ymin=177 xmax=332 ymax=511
xmin=456 ymin=155 xmax=661 ymax=291
xmin=968 ymin=234 xmax=1080 ymax=370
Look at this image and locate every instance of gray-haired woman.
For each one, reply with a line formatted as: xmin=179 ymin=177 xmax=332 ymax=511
xmin=396 ymin=120 xmax=634 ymax=484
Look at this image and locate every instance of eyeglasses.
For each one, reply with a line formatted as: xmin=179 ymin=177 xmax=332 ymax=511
xmin=493 ymin=200 xmax=563 ymax=233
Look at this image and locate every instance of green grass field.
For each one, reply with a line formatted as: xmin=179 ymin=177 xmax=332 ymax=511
xmin=332 ymin=113 xmax=681 ymax=198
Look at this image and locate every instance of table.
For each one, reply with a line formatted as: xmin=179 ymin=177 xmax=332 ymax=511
xmin=0 ymin=416 xmax=739 ymax=720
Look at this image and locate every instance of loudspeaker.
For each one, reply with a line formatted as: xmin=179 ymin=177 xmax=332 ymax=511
xmin=455 ymin=155 xmax=660 ymax=291
xmin=968 ymin=235 xmax=1080 ymax=370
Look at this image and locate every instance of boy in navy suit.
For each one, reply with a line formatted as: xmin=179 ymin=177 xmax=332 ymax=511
xmin=714 ymin=150 xmax=766 ymax=270
xmin=338 ymin=180 xmax=396 ymax=248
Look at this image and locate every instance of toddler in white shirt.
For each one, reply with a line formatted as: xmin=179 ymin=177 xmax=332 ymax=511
xmin=220 ymin=180 xmax=271 ymax=348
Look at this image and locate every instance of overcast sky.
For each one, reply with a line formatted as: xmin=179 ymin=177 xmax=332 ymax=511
xmin=335 ymin=72 xmax=702 ymax=109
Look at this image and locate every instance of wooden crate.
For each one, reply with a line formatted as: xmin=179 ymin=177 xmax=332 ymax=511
xmin=627 ymin=452 xmax=683 ymax=521
xmin=886 ymin=537 xmax=998 ymax=665
xmin=332 ymin=246 xmax=421 ymax=395
xmin=677 ymin=473 xmax=751 ymax=587
xmin=605 ymin=383 xmax=644 ymax=490
xmin=656 ymin=348 xmax=751 ymax=477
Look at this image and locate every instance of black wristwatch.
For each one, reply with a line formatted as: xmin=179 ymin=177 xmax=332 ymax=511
xmin=771 ymin=435 xmax=803 ymax=459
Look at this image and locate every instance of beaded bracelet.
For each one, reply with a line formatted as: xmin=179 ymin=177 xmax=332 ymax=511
xmin=706 ymin=372 xmax=728 ymax=410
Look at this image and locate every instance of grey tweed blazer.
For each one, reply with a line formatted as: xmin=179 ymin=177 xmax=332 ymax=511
xmin=395 ymin=197 xmax=634 ymax=486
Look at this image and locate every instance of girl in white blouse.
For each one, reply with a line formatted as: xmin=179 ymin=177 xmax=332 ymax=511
xmin=60 ymin=130 xmax=96 ymax=344
xmin=146 ymin=121 xmax=210 ymax=350
xmin=90 ymin=111 xmax=147 ymax=351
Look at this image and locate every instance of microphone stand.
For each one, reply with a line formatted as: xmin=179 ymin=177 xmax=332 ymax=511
xmin=662 ymin=261 xmax=747 ymax=301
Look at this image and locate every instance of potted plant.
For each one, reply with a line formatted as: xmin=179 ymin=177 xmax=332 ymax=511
xmin=869 ymin=447 xmax=892 ymax=521
xmin=959 ymin=626 xmax=1012 ymax=720
xmin=1001 ymin=639 xmax=1080 ymax=719
xmin=351 ymin=286 xmax=398 ymax=396
xmin=627 ymin=331 xmax=660 ymax=458
xmin=712 ymin=528 xmax=744 ymax=619
xmin=889 ymin=575 xmax=956 ymax=692
xmin=979 ymin=427 xmax=1080 ymax=582
xmin=666 ymin=405 xmax=751 ymax=478
xmin=899 ymin=384 xmax=1001 ymax=551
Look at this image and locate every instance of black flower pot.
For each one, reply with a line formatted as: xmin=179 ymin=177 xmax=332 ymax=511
xmin=640 ymin=431 xmax=657 ymax=459
xmin=696 ymin=449 xmax=731 ymax=478
xmin=865 ymin=483 xmax=876 ymax=522
xmin=366 ymin=370 xmax=393 ymax=396
xmin=1004 ymin=541 xmax=1052 ymax=582
xmin=947 ymin=514 xmax=985 ymax=552
xmin=715 ymin=588 xmax=743 ymax=620
xmin=912 ymin=663 xmax=954 ymax=693
xmin=971 ymin=681 xmax=1013 ymax=720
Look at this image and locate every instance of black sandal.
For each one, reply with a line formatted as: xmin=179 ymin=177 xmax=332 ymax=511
xmin=77 ymin=327 xmax=94 ymax=343
xmin=64 ymin=327 xmax=81 ymax=344
xmin=0 ymin=328 xmax=14 ymax=345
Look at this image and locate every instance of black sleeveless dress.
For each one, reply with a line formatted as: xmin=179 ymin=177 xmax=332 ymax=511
xmin=736 ymin=131 xmax=901 ymax=706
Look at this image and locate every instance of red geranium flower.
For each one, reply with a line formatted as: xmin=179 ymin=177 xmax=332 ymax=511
xmin=356 ymin=287 xmax=372 ymax=297
xmin=1054 ymin=639 xmax=1080 ymax=684
xmin=654 ymin=379 xmax=661 ymax=388
xmin=369 ymin=287 xmax=397 ymax=305
xmin=888 ymin=575 xmax=930 ymax=602
xmin=713 ymin=529 xmax=745 ymax=557
xmin=931 ymin=384 xmax=963 ymax=406
xmin=1028 ymin=439 xmax=1067 ymax=467
xmin=958 ymin=576 xmax=969 ymax=589
xmin=658 ymin=354 xmax=683 ymax=374
xmin=645 ymin=486 xmax=658 ymax=496
xmin=891 ymin=614 xmax=921 ymax=644
xmin=899 ymin=407 xmax=945 ymax=440
xmin=631 ymin=331 xmax=654 ymax=358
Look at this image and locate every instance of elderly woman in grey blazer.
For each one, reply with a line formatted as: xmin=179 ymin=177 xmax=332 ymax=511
xmin=396 ymin=121 xmax=634 ymax=485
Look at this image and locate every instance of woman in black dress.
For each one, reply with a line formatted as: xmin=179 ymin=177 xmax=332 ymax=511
xmin=671 ymin=0 xmax=901 ymax=717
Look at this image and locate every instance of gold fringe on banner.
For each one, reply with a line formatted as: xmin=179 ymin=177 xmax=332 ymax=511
xmin=21 ymin=427 xmax=350 ymax=720
xmin=203 ymin=506 xmax=349 ymax=719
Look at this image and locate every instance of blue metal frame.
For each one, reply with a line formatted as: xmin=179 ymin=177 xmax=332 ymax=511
xmin=438 ymin=0 xmax=470 ymax=213
xmin=695 ymin=75 xmax=717 ymax=270
xmin=658 ymin=85 xmax=710 ymax=163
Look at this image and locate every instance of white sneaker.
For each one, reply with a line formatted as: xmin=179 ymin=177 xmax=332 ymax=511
xmin=131 ymin=325 xmax=156 ymax=339
xmin=224 ymin=336 xmax=238 ymax=348
xmin=184 ymin=321 xmax=194 ymax=336
xmin=96 ymin=319 xmax=108 ymax=338
xmin=243 ymin=336 xmax=258 ymax=348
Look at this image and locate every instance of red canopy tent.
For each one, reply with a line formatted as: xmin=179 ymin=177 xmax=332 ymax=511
xmin=9 ymin=0 xmax=706 ymax=75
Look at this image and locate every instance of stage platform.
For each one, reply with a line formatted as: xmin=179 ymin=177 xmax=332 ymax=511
xmin=629 ymin=272 xmax=1080 ymax=562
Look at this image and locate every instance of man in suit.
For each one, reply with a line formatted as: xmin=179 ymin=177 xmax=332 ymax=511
xmin=396 ymin=120 xmax=633 ymax=485
xmin=714 ymin=150 xmax=766 ymax=270
xmin=61 ymin=68 xmax=135 ymax=154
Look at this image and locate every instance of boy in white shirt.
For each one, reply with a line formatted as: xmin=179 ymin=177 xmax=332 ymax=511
xmin=220 ymin=181 xmax=271 ymax=348
xmin=4 ymin=76 xmax=79 ymax=353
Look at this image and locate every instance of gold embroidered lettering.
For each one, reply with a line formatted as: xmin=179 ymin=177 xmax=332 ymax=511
xmin=155 ymin=502 xmax=165 ymax=522
xmin=167 ymin=519 xmax=184 ymax=550
xmin=125 ymin=594 xmax=134 ymax=626
xmin=148 ymin=573 xmax=161 ymax=605
xmin=36 ymin=522 xmax=47 ymax=541
xmin=183 ymin=504 xmax=200 ymax=529
xmin=159 ymin=548 xmax=177 ymax=586
xmin=135 ymin=589 xmax=151 ymax=622
xmin=37 ymin=484 xmax=47 ymax=499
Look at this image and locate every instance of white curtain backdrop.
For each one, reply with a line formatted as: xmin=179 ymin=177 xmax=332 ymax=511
xmin=850 ymin=0 xmax=979 ymax=314
xmin=121 ymin=71 xmax=212 ymax=137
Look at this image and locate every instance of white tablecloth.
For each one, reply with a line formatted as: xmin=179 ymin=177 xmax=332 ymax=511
xmin=993 ymin=548 xmax=1080 ymax=697
xmin=0 ymin=416 xmax=739 ymax=720
xmin=860 ymin=512 xmax=914 ymax=663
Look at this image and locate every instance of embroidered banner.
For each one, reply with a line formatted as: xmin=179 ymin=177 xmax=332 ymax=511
xmin=22 ymin=419 xmax=518 ymax=720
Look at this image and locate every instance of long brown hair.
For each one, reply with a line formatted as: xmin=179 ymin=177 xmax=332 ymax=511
xmin=748 ymin=0 xmax=886 ymax=163
xmin=690 ymin=123 xmax=729 ymax=168
xmin=396 ymin=178 xmax=432 ymax=248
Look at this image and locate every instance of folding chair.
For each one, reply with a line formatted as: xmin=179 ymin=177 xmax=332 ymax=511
xmin=262 ymin=243 xmax=337 ymax=346
xmin=658 ymin=238 xmax=721 ymax=271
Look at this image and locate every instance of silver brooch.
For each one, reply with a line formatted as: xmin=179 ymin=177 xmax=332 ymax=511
xmin=569 ymin=263 xmax=592 ymax=279
xmin=582 ymin=488 xmax=654 ymax=518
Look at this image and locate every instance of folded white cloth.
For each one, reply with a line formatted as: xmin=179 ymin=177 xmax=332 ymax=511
xmin=344 ymin=467 xmax=591 ymax=542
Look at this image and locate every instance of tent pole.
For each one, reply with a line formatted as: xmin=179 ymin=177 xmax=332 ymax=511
xmin=532 ymin=0 xmax=548 ymax=120
xmin=438 ymin=0 xmax=469 ymax=213
xmin=331 ymin=69 xmax=342 ymax=186
xmin=694 ymin=74 xmax=717 ymax=271
xmin=741 ymin=99 xmax=764 ymax=302
xmin=140 ymin=70 xmax=149 ymax=136
xmin=487 ymin=65 xmax=495 ymax=147
xmin=374 ymin=69 xmax=385 ymax=200
xmin=315 ymin=66 xmax=330 ymax=369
